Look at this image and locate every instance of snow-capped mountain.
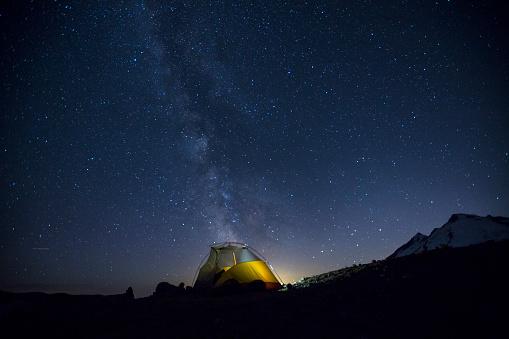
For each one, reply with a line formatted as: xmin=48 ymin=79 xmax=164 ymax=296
xmin=389 ymin=214 xmax=509 ymax=258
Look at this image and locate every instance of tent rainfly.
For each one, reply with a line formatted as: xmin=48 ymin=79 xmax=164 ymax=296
xmin=193 ymin=242 xmax=282 ymax=290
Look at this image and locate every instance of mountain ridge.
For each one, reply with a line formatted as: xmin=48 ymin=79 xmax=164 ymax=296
xmin=390 ymin=213 xmax=509 ymax=258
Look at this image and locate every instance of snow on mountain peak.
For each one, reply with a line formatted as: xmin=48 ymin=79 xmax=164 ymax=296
xmin=389 ymin=214 xmax=509 ymax=258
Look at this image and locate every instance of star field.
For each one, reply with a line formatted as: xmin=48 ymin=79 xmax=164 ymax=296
xmin=1 ymin=0 xmax=508 ymax=296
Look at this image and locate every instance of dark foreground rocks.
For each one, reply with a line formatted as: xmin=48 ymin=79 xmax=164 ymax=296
xmin=1 ymin=240 xmax=508 ymax=338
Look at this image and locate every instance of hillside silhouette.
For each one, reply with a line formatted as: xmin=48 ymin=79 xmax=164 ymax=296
xmin=1 ymin=237 xmax=508 ymax=338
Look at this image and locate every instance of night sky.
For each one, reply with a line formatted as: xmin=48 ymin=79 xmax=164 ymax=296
xmin=1 ymin=1 xmax=508 ymax=297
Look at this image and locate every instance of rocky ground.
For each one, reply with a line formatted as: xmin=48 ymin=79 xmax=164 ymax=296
xmin=1 ymin=240 xmax=508 ymax=338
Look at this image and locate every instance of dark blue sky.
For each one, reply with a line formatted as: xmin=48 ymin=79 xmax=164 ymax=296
xmin=1 ymin=0 xmax=508 ymax=296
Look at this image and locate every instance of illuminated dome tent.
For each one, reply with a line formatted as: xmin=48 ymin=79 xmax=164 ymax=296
xmin=193 ymin=242 xmax=282 ymax=290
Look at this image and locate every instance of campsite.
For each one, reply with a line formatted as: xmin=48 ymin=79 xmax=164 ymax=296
xmin=194 ymin=242 xmax=282 ymax=290
xmin=2 ymin=237 xmax=508 ymax=338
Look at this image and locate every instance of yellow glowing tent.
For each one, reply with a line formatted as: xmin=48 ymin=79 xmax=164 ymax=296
xmin=193 ymin=242 xmax=282 ymax=290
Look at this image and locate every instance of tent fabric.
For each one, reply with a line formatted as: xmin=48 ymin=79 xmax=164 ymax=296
xmin=193 ymin=248 xmax=218 ymax=289
xmin=193 ymin=242 xmax=281 ymax=290
xmin=215 ymin=260 xmax=280 ymax=285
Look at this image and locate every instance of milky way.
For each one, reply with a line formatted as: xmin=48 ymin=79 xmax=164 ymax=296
xmin=1 ymin=1 xmax=508 ymax=296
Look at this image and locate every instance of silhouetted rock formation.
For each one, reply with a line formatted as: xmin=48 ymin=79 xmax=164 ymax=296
xmin=153 ymin=282 xmax=184 ymax=298
xmin=125 ymin=286 xmax=134 ymax=300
